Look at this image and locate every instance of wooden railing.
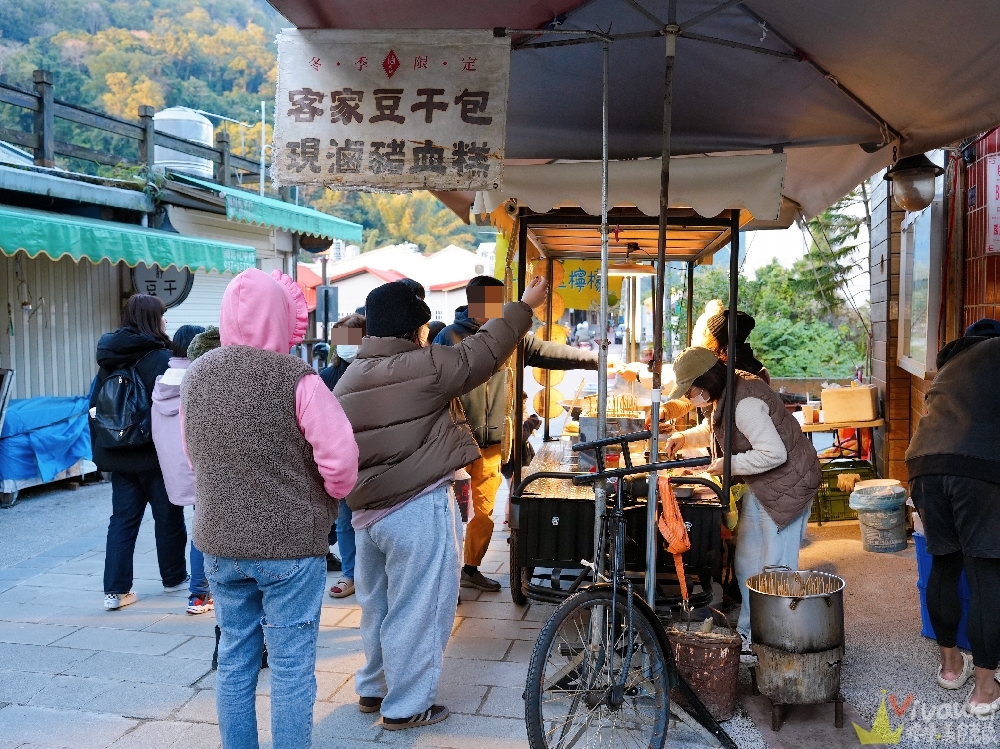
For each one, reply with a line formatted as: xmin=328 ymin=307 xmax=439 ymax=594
xmin=0 ymin=69 xmax=265 ymax=185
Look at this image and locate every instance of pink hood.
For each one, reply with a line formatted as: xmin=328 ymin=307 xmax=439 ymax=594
xmin=220 ymin=268 xmax=308 ymax=352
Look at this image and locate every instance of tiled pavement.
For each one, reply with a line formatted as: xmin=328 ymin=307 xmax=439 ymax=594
xmin=0 ymin=480 xmax=732 ymax=749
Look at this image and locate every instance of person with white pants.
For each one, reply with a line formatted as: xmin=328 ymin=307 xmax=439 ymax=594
xmin=664 ymin=347 xmax=820 ymax=646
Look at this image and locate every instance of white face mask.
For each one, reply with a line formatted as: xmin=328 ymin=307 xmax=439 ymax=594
xmin=689 ymin=388 xmax=710 ymax=407
xmin=338 ymin=344 xmax=359 ymax=363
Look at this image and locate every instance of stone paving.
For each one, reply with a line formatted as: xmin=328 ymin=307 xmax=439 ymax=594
xmin=0 ymin=479 xmax=737 ymax=749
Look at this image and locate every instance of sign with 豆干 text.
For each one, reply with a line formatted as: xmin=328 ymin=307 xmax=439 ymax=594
xmin=273 ymin=29 xmax=510 ymax=191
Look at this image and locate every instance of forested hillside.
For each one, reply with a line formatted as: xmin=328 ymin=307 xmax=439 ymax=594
xmin=0 ymin=0 xmax=483 ymax=250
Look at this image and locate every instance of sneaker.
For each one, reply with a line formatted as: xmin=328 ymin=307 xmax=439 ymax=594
xmin=359 ymin=696 xmax=383 ymax=713
xmin=329 ymin=578 xmax=355 ymax=598
xmin=187 ymin=595 xmax=215 ymax=615
xmin=326 ymin=553 xmax=342 ymax=572
xmin=461 ymin=570 xmax=501 ymax=592
xmin=382 ymin=704 xmax=450 ymax=730
xmin=105 ymin=592 xmax=137 ymax=610
xmin=164 ymin=575 xmax=190 ymax=593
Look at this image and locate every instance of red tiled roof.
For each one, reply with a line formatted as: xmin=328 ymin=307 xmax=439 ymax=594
xmin=428 ymin=279 xmax=471 ymax=292
xmin=327 ymin=266 xmax=406 ymax=284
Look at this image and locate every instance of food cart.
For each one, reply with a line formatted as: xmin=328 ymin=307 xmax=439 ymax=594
xmin=481 ymin=155 xmax=787 ymax=615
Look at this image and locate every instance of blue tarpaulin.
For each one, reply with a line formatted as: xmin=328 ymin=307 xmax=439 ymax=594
xmin=0 ymin=397 xmax=91 ymax=483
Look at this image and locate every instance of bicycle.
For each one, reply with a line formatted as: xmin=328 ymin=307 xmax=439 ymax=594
xmin=522 ymin=430 xmax=736 ymax=749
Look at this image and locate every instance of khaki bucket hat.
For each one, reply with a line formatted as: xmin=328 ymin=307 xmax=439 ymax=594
xmin=666 ymin=347 xmax=719 ymax=400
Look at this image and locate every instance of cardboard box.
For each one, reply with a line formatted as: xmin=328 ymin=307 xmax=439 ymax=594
xmin=820 ymin=384 xmax=877 ymax=423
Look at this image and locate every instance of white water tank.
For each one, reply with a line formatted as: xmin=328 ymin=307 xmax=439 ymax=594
xmin=153 ymin=107 xmax=214 ymax=178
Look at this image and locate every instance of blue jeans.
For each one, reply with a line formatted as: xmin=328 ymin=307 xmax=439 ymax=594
xmin=189 ymin=541 xmax=209 ymax=598
xmin=104 ymin=469 xmax=187 ymax=594
xmin=327 ymin=499 xmax=356 ymax=580
xmin=204 ymin=554 xmax=326 ymax=749
xmin=735 ymin=490 xmax=812 ymax=635
xmin=336 ymin=499 xmax=355 ymax=580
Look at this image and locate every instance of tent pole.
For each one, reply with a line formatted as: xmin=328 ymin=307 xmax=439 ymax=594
xmin=595 ymin=40 xmax=610 ymax=575
xmin=646 ymin=23 xmax=679 ymax=609
xmin=723 ymin=210 xmax=740 ymax=510
xmin=686 ymin=261 xmax=695 ymax=346
xmin=543 ymin=257 xmax=553 ymax=441
xmin=513 ymin=217 xmax=529 ymax=491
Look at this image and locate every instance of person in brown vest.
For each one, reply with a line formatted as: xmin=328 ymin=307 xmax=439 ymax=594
xmin=334 ymin=276 xmax=547 ymax=730
xmin=181 ymin=268 xmax=359 ymax=749
xmin=664 ymin=346 xmax=819 ymax=649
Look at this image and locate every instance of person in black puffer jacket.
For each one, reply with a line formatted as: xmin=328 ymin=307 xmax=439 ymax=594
xmin=906 ymin=318 xmax=1000 ymax=714
xmin=90 ymin=294 xmax=187 ymax=611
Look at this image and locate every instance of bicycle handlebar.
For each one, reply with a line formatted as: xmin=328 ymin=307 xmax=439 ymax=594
xmin=572 ymin=430 xmax=652 ymax=452
xmin=571 ymin=456 xmax=711 ymax=484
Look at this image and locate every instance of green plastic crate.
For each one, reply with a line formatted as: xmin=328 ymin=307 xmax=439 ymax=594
xmin=808 ymin=458 xmax=876 ymax=523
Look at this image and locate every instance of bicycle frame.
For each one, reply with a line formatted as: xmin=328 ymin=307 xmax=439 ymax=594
xmin=571 ymin=430 xmax=710 ymax=702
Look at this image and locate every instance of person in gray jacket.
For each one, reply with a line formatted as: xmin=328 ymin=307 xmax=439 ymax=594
xmin=433 ymin=275 xmax=598 ymax=591
xmin=906 ymin=319 xmax=1000 ymax=716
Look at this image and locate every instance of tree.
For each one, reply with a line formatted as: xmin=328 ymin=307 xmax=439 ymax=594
xmin=311 ymin=190 xmax=477 ymax=252
xmin=101 ymin=72 xmax=165 ymax=118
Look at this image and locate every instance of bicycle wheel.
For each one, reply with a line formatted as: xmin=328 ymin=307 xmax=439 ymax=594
xmin=525 ymin=587 xmax=669 ymax=749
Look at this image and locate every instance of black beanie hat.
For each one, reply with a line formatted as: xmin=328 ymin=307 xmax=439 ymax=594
xmin=365 ymin=281 xmax=432 ymax=338
xmin=707 ymin=310 xmax=755 ymax=347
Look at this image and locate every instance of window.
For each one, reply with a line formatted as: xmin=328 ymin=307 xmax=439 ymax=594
xmin=434 ymin=310 xmax=444 ymax=321
xmin=897 ymin=153 xmax=945 ymax=379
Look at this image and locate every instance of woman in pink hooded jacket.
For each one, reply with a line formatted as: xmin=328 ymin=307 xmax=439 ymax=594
xmin=181 ymin=269 xmax=358 ymax=749
xmin=152 ymin=324 xmax=214 ymax=615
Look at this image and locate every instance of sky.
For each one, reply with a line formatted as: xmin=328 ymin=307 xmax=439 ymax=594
xmin=742 ymin=224 xmax=871 ymax=306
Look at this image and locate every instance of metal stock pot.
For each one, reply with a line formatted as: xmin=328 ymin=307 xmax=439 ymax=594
xmin=747 ymin=567 xmax=845 ymax=653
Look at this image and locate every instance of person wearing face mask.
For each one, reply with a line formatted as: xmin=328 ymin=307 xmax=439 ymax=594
xmin=319 ymin=313 xmax=367 ymax=598
xmin=662 ymin=347 xmax=819 ymax=651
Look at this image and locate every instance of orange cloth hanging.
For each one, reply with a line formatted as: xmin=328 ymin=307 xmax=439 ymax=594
xmin=656 ymin=476 xmax=691 ymax=603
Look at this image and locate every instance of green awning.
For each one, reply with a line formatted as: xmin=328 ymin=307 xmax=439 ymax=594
xmin=171 ymin=174 xmax=363 ymax=243
xmin=0 ymin=204 xmax=257 ymax=273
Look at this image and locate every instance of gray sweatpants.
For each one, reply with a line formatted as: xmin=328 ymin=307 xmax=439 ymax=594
xmin=354 ymin=486 xmax=462 ymax=719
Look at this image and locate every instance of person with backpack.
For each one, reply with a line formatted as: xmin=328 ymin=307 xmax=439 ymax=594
xmin=151 ymin=325 xmax=212 ymax=615
xmin=90 ymin=294 xmax=188 ymax=611
xmin=181 ymin=269 xmax=358 ymax=749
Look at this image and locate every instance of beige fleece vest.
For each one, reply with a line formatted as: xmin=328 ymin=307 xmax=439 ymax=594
xmin=182 ymin=345 xmax=334 ymax=559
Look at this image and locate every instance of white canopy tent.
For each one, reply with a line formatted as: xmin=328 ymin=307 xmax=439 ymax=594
xmin=475 ymin=153 xmax=787 ymax=221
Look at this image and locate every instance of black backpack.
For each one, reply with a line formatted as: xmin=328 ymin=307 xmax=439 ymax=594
xmin=90 ymin=352 xmax=155 ymax=449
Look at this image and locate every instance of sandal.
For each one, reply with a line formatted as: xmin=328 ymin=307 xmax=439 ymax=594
xmin=965 ymin=676 xmax=1000 ymax=717
xmin=329 ymin=578 xmax=355 ymax=598
xmin=938 ymin=651 xmax=974 ymax=690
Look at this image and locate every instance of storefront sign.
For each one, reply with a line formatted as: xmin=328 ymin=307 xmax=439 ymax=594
xmin=274 ymin=29 xmax=510 ymax=191
xmin=988 ymin=155 xmax=1000 ymax=254
xmin=131 ymin=263 xmax=194 ymax=308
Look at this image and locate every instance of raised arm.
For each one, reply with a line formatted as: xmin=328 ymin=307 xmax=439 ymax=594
xmin=432 ymin=277 xmax=547 ymax=399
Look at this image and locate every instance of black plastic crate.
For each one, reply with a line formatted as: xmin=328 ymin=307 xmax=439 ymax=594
xmin=809 ymin=458 xmax=875 ymax=523
xmin=518 ymin=497 xmax=595 ymax=568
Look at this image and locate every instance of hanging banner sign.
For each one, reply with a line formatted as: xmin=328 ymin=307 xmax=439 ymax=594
xmin=988 ymin=155 xmax=1000 ymax=254
xmin=273 ymin=29 xmax=510 ymax=191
